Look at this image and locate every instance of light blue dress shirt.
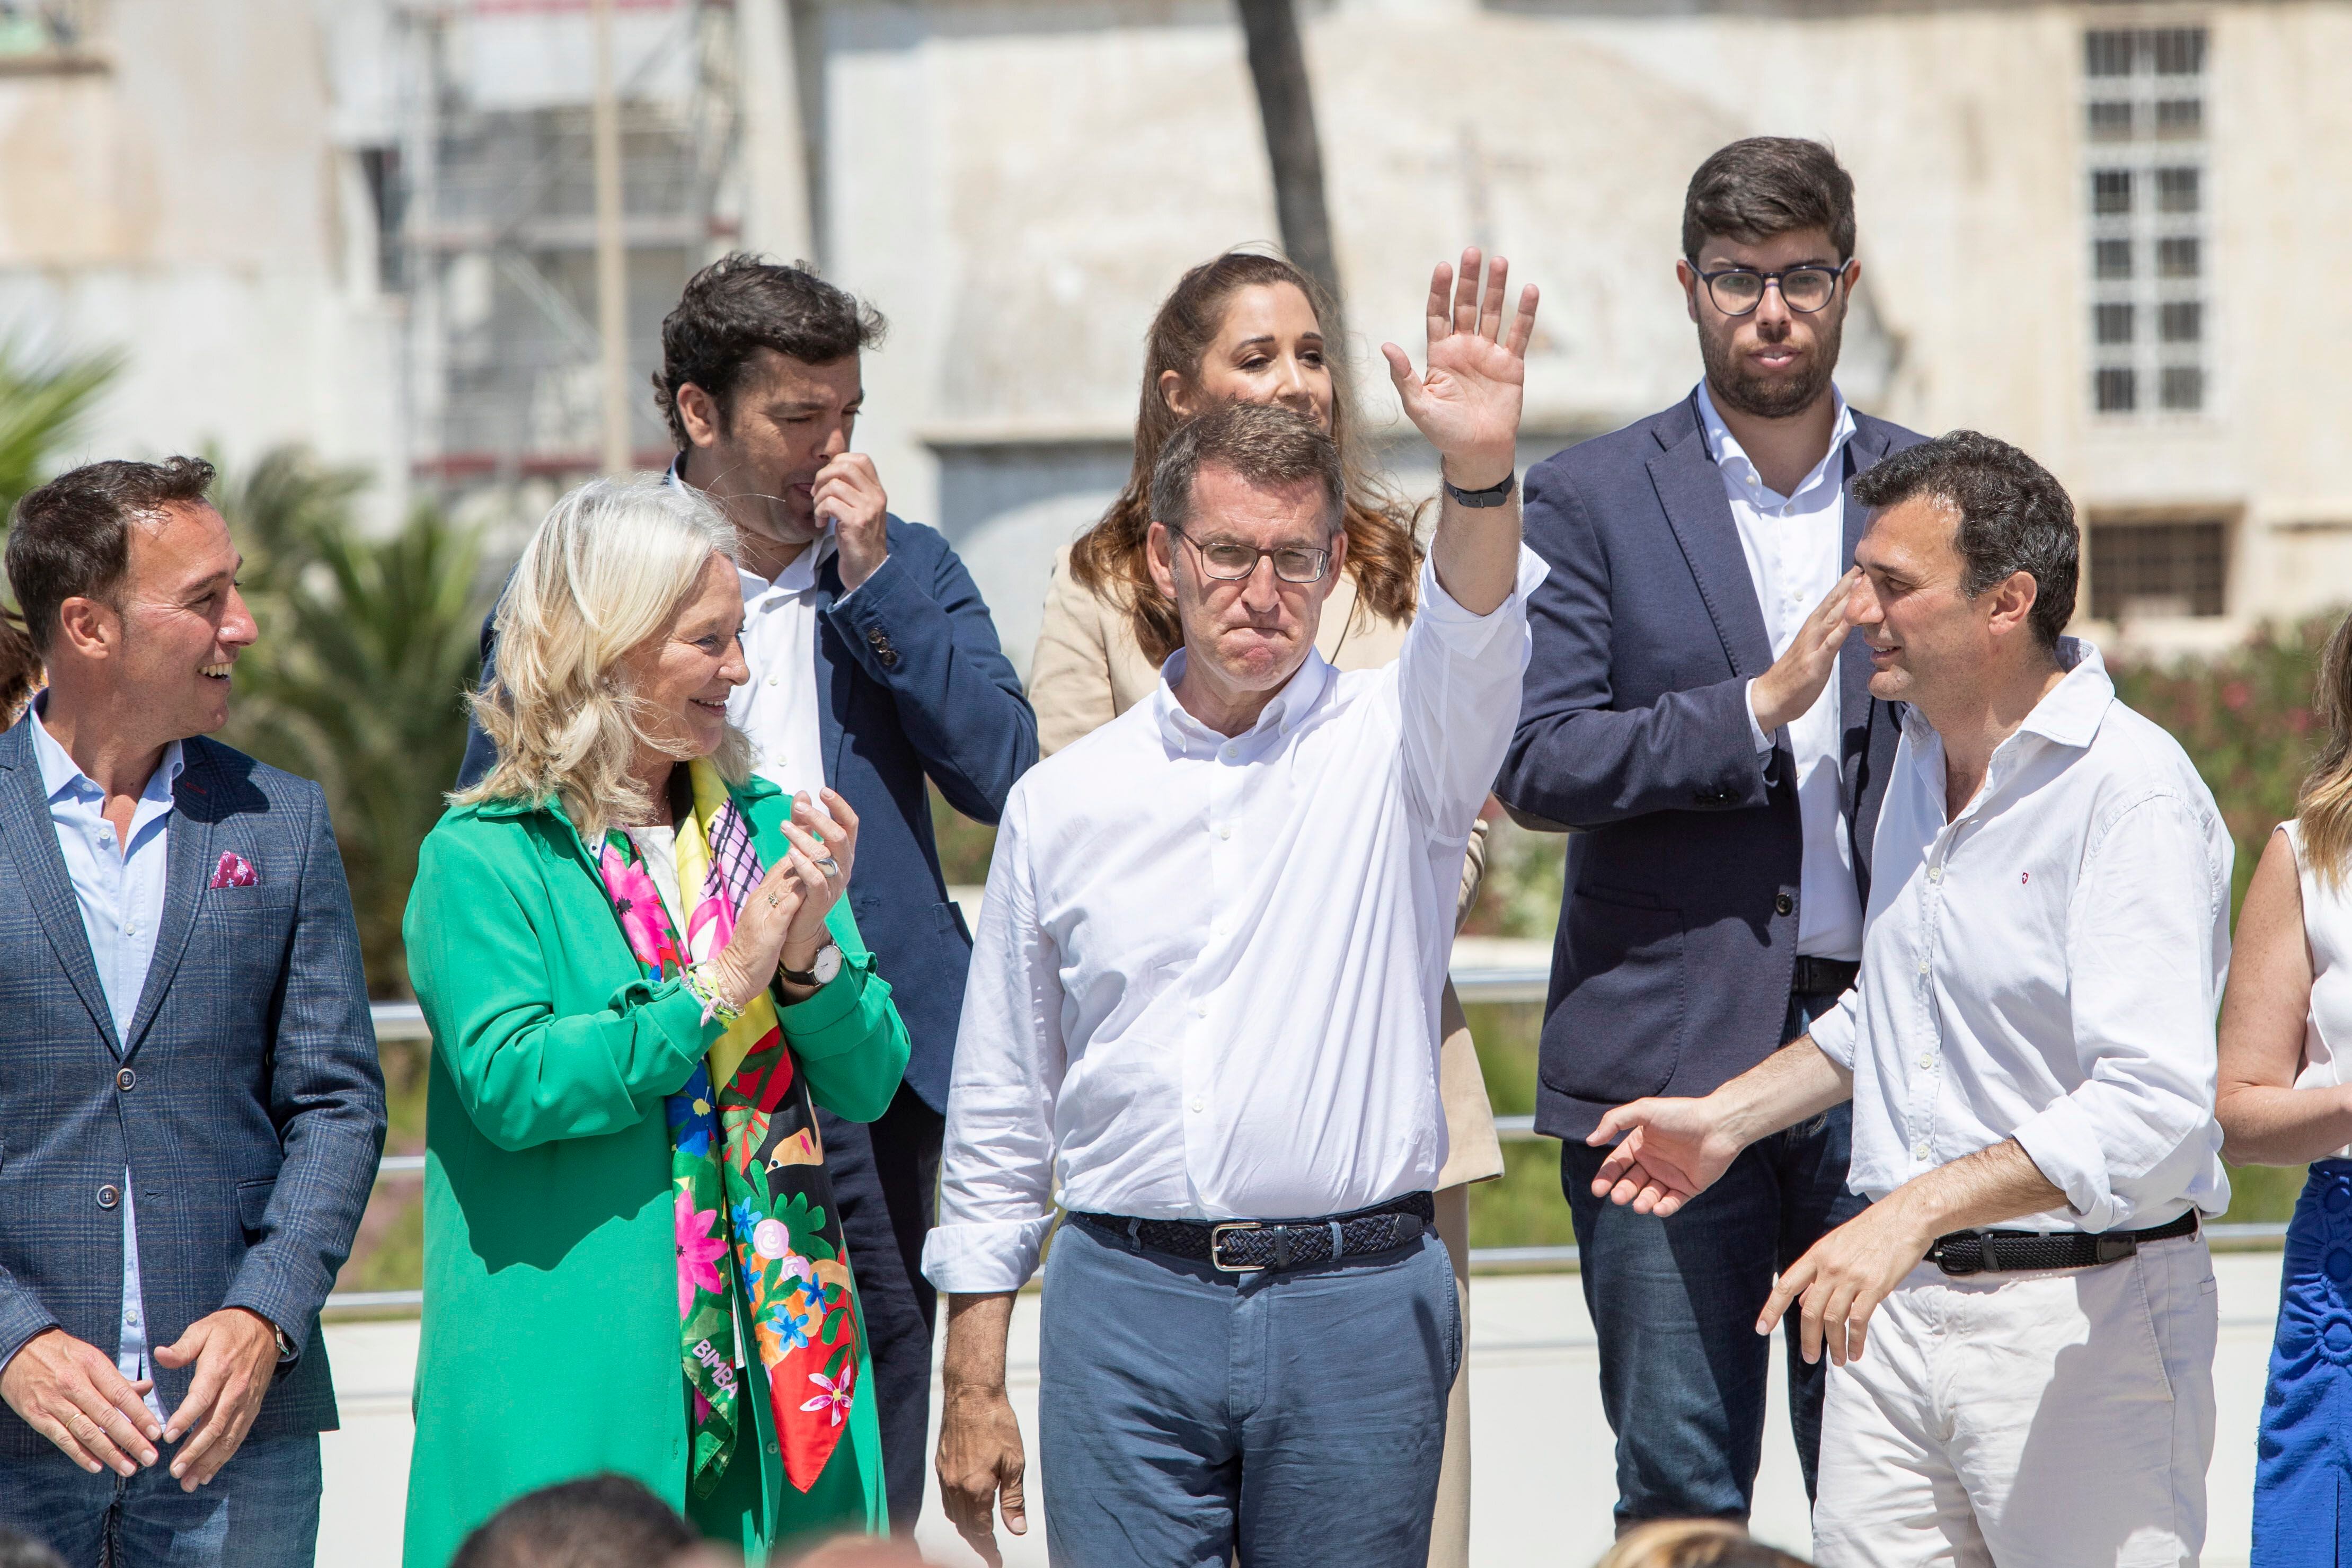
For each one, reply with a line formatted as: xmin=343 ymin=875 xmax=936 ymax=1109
xmin=30 ymin=701 xmax=183 ymax=1421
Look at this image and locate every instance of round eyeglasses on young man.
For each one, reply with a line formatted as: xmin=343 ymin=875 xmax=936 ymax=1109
xmin=1694 ymin=260 xmax=1855 ymax=316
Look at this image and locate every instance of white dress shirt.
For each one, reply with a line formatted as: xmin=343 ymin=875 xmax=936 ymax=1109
xmin=1808 ymin=641 xmax=2232 ymax=1234
xmin=30 ymin=702 xmax=183 ymax=1420
xmin=1697 ymin=380 xmax=1864 ymax=962
xmin=726 ymin=528 xmax=839 ymax=800
xmin=922 ymin=548 xmax=1547 ymax=1293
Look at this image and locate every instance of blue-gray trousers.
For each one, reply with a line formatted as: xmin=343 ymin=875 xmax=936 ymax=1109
xmin=1038 ymin=1217 xmax=1461 ymax=1567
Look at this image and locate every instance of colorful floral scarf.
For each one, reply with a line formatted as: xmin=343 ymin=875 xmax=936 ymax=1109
xmin=596 ymin=760 xmax=865 ymax=1499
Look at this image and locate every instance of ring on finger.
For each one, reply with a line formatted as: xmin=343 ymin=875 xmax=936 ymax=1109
xmin=814 ymin=856 xmax=841 ymax=876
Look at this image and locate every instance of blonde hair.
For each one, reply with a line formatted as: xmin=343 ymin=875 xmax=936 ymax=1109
xmin=456 ymin=476 xmax=751 ymax=841
xmin=2300 ymin=608 xmax=2352 ymax=888
xmin=1594 ymin=1520 xmax=1812 ymax=1568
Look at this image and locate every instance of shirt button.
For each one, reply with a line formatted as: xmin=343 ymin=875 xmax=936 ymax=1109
xmin=1190 ymin=1098 xmax=1205 ymax=1114
xmin=1913 ymin=1142 xmax=1931 ymax=1161
xmin=1773 ymin=892 xmax=1794 ymax=916
xmin=1917 ymin=958 xmax=1931 ymax=976
xmin=124 ymin=920 xmax=137 ymax=935
xmin=1221 ymin=745 xmax=1237 ymax=760
xmin=767 ymin=676 xmax=778 ymax=687
xmin=117 ymin=1068 xmax=135 ymax=1093
xmin=1192 ymin=1003 xmax=1208 ymax=1018
xmin=1917 ymin=1055 xmax=1934 ymax=1071
xmin=1928 ymin=865 xmax=1942 ymax=882
xmin=96 ymin=1184 xmax=120 ymax=1210
xmin=1216 ymin=826 xmax=1232 ymax=840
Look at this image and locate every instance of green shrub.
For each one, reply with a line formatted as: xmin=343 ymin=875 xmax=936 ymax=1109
xmin=2108 ymin=613 xmax=2338 ymax=918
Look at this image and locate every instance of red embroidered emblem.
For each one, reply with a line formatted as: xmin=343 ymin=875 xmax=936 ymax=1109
xmin=2021 ymin=871 xmax=2030 ymax=884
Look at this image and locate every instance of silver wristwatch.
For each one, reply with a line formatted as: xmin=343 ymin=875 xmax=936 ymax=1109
xmin=780 ymin=941 xmax=843 ymax=988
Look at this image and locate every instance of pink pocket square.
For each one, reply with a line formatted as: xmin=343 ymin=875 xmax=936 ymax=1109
xmin=210 ymin=851 xmax=259 ymax=889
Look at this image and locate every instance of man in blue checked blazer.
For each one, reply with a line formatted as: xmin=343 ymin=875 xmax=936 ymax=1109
xmin=0 ymin=456 xmax=386 ymax=1565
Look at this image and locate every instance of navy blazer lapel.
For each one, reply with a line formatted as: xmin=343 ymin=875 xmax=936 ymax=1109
xmin=1837 ymin=420 xmax=1890 ymax=736
xmin=0 ymin=719 xmax=121 ymax=1056
xmin=122 ymin=743 xmax=216 ymax=1059
xmin=810 ymin=562 xmax=849 ymax=788
xmin=1648 ymin=398 xmax=1773 ymax=678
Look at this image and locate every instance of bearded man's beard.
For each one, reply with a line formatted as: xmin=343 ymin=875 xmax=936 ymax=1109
xmin=1701 ymin=308 xmax=1844 ymax=421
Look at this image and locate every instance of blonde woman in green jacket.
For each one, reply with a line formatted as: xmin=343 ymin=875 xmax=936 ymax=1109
xmin=401 ymin=478 xmax=910 ymax=1567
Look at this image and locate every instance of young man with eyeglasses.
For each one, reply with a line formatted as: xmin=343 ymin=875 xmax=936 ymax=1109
xmin=1494 ymin=137 xmax=1925 ymax=1530
xmin=927 ymin=254 xmax=1544 ymax=1568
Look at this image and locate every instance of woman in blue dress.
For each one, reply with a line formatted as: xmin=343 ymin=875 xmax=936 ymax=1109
xmin=2222 ymin=609 xmax=2352 ymax=1565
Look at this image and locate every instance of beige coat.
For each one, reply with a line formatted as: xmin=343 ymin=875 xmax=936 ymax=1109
xmin=1028 ymin=546 xmax=1506 ymax=1189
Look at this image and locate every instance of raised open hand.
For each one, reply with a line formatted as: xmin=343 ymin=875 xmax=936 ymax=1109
xmin=1382 ymin=248 xmax=1540 ymax=481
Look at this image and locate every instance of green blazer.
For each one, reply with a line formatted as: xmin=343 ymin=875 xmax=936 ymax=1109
xmin=399 ymin=774 xmax=911 ymax=1568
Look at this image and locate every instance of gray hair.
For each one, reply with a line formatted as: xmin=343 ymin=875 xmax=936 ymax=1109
xmin=456 ymin=476 xmax=751 ymax=839
xmin=1148 ymin=403 xmax=1345 ymax=539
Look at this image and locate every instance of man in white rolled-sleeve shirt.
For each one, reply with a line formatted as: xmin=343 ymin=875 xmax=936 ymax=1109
xmin=924 ymin=252 xmax=1543 ymax=1568
xmin=1585 ymin=430 xmax=2230 ymax=1568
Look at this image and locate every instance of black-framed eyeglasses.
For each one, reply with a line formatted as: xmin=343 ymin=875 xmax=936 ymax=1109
xmin=1171 ymin=529 xmax=1331 ymax=585
xmin=1695 ymin=262 xmax=1852 ymax=317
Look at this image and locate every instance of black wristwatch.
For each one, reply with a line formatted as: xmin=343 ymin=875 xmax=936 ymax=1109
xmin=1441 ymin=471 xmax=1517 ymax=508
xmin=780 ymin=941 xmax=843 ymax=989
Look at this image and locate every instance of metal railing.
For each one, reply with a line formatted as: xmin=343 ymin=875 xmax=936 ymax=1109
xmin=330 ymin=980 xmax=2288 ymax=1313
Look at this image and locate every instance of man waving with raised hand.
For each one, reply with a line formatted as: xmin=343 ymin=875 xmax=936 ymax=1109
xmin=925 ymin=251 xmax=1543 ymax=1568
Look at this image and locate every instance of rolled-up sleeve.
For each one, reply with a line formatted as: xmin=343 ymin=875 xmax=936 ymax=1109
xmin=921 ymin=788 xmax=1068 ymax=1292
xmin=1807 ymin=982 xmax=1864 ymax=1073
xmin=2012 ymin=794 xmax=2229 ymax=1232
xmin=1396 ymin=544 xmax=1548 ymax=832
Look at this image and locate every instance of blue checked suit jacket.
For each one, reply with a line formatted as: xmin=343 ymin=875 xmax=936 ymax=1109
xmin=0 ymin=720 xmax=386 ymax=1457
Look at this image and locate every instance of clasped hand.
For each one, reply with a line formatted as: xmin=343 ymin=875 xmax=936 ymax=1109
xmin=0 ymin=1306 xmax=281 ymax=1490
xmin=701 ymin=787 xmax=860 ymax=1009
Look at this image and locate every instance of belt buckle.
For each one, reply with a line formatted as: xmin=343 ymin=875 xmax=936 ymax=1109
xmin=1208 ymin=1221 xmax=1265 ymax=1273
xmin=1929 ymin=1233 xmax=1984 ymax=1277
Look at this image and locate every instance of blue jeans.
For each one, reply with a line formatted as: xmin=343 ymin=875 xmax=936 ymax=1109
xmin=1560 ymin=988 xmax=1868 ymax=1526
xmin=0 ymin=1430 xmax=321 ymax=1566
xmin=1037 ymin=1217 xmax=1461 ymax=1568
xmin=2254 ymin=1159 xmax=2352 ymax=1566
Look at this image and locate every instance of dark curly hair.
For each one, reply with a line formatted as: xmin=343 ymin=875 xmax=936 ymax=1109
xmin=1069 ymin=250 xmax=1423 ymax=666
xmin=653 ymin=254 xmax=887 ymax=447
xmin=1852 ymin=429 xmax=2079 ymax=649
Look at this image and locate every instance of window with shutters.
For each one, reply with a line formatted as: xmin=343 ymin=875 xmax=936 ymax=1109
xmin=2088 ymin=518 xmax=2227 ymax=619
xmin=2083 ymin=25 xmax=2209 ymax=417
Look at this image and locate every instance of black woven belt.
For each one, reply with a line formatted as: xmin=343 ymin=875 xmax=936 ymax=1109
xmin=1927 ymin=1209 xmax=2199 ymax=1277
xmin=1792 ymin=956 xmax=1860 ymax=996
xmin=1071 ymin=1191 xmax=1436 ymax=1274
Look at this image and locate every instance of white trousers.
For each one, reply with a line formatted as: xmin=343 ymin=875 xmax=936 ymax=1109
xmin=1811 ymin=1235 xmax=2217 ymax=1568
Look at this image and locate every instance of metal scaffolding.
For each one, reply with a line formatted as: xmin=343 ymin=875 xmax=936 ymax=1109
xmin=377 ymin=0 xmax=744 ymax=500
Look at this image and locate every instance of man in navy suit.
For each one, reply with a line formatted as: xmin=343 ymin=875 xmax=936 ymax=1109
xmin=0 ymin=457 xmax=385 ymax=1563
xmin=1495 ymin=139 xmax=1925 ymax=1529
xmin=458 ymin=256 xmax=1038 ymax=1529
